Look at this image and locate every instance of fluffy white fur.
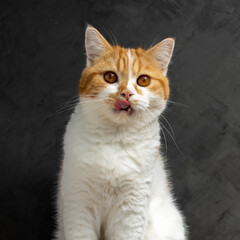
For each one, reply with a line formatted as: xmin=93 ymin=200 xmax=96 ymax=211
xmin=54 ymin=26 xmax=186 ymax=240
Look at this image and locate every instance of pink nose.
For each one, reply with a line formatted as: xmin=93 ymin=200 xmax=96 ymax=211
xmin=120 ymin=90 xmax=134 ymax=100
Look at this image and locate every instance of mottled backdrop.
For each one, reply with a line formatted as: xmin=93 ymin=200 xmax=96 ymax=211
xmin=1 ymin=0 xmax=240 ymax=239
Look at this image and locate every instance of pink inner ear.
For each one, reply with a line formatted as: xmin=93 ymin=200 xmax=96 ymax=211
xmin=148 ymin=38 xmax=175 ymax=76
xmin=114 ymin=99 xmax=130 ymax=111
xmin=85 ymin=26 xmax=112 ymax=66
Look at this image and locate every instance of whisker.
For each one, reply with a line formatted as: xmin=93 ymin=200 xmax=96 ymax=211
xmin=160 ymin=127 xmax=168 ymax=156
xmin=159 ymin=121 xmax=186 ymax=157
xmin=167 ymin=100 xmax=190 ymax=108
xmin=148 ymin=31 xmax=163 ymax=48
xmin=98 ymin=24 xmax=117 ymax=46
xmin=55 ymin=102 xmax=78 ymax=113
xmin=54 ymin=115 xmax=72 ymax=126
xmin=47 ymin=103 xmax=77 ymax=119
xmin=141 ymin=111 xmax=150 ymax=129
xmin=160 ymin=114 xmax=176 ymax=140
xmin=105 ymin=25 xmax=118 ymax=46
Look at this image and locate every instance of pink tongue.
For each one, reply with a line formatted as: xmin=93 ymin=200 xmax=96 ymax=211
xmin=114 ymin=99 xmax=130 ymax=111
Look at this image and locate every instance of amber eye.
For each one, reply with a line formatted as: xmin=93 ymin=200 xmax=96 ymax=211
xmin=103 ymin=71 xmax=118 ymax=83
xmin=137 ymin=75 xmax=151 ymax=87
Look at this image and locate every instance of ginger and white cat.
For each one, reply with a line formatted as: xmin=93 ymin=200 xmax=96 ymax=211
xmin=55 ymin=26 xmax=186 ymax=240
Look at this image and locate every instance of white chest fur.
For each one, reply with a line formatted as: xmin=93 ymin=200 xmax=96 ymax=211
xmin=57 ymin=105 xmax=186 ymax=240
xmin=62 ymin=105 xmax=160 ymax=195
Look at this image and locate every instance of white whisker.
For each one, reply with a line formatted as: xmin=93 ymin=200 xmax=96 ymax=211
xmin=159 ymin=121 xmax=186 ymax=157
xmin=160 ymin=114 xmax=176 ymax=140
xmin=160 ymin=127 xmax=168 ymax=156
xmin=167 ymin=100 xmax=190 ymax=108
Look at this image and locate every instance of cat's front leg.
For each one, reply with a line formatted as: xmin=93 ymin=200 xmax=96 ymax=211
xmin=144 ymin=196 xmax=186 ymax=240
xmin=62 ymin=202 xmax=98 ymax=240
xmin=105 ymin=185 xmax=151 ymax=240
xmin=61 ymin=177 xmax=99 ymax=240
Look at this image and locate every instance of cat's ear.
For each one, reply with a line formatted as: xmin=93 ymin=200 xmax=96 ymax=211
xmin=147 ymin=38 xmax=175 ymax=76
xmin=85 ymin=25 xmax=112 ymax=66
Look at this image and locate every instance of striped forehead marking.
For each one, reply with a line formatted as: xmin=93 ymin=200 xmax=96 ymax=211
xmin=127 ymin=49 xmax=136 ymax=93
xmin=127 ymin=48 xmax=133 ymax=81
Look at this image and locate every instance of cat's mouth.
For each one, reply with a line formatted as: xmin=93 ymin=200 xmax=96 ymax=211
xmin=114 ymin=99 xmax=132 ymax=114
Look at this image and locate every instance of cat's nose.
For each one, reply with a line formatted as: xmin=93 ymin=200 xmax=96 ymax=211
xmin=120 ymin=90 xmax=134 ymax=100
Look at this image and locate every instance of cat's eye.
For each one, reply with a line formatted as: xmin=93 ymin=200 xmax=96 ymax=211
xmin=137 ymin=75 xmax=151 ymax=87
xmin=103 ymin=71 xmax=118 ymax=83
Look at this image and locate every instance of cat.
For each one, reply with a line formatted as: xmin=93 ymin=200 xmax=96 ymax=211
xmin=54 ymin=25 xmax=186 ymax=240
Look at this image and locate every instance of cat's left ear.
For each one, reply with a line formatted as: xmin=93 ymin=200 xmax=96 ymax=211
xmin=85 ymin=25 xmax=112 ymax=67
xmin=147 ymin=38 xmax=175 ymax=76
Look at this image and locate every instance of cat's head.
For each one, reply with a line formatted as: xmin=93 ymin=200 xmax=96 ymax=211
xmin=79 ymin=26 xmax=175 ymax=125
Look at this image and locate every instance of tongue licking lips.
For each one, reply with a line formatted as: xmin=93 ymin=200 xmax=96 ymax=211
xmin=114 ymin=99 xmax=131 ymax=112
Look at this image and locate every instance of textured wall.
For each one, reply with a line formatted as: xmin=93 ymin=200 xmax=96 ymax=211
xmin=1 ymin=0 xmax=240 ymax=239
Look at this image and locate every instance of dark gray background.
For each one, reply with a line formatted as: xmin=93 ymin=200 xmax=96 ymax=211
xmin=1 ymin=0 xmax=240 ymax=239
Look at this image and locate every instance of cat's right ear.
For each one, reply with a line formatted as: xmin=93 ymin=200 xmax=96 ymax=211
xmin=147 ymin=38 xmax=175 ymax=76
xmin=85 ymin=25 xmax=112 ymax=67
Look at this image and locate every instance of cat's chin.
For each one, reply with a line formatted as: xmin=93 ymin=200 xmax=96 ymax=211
xmin=100 ymin=106 xmax=135 ymax=126
xmin=112 ymin=107 xmax=134 ymax=122
xmin=113 ymin=106 xmax=133 ymax=115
